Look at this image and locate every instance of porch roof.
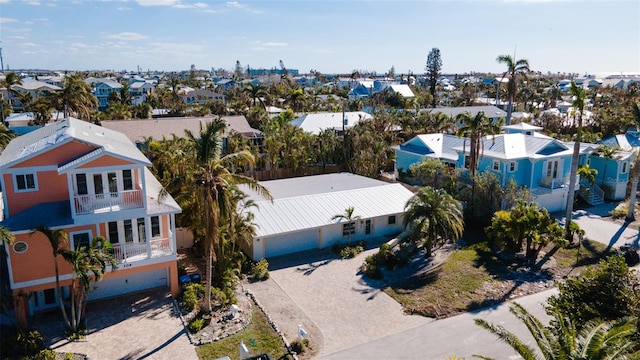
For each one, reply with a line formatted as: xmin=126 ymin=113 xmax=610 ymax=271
xmin=1 ymin=201 xmax=73 ymax=232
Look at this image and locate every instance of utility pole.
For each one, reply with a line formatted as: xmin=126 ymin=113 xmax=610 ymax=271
xmin=0 ymin=48 xmax=4 ymax=73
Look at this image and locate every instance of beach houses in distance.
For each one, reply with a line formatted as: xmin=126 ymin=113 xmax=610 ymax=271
xmin=0 ymin=118 xmax=181 ymax=327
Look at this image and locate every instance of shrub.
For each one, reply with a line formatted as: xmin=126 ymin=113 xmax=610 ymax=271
xmin=34 ymin=349 xmax=57 ymax=360
xmin=611 ymin=204 xmax=628 ymax=219
xmin=188 ymin=318 xmax=205 ymax=333
xmin=251 ymin=259 xmax=270 ymax=281
xmin=0 ymin=326 xmax=45 ymax=358
xmin=182 ymin=282 xmax=205 ymax=311
xmin=363 ymin=255 xmax=383 ymax=279
xmin=338 ymin=241 xmax=365 ymax=259
xmin=290 ymin=338 xmax=310 ymax=354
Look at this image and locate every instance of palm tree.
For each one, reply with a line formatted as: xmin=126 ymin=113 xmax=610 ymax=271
xmin=626 ymin=102 xmax=640 ymax=221
xmin=59 ymin=236 xmax=117 ymax=333
xmin=564 ymin=81 xmax=586 ymax=239
xmin=331 ymin=206 xmax=361 ymax=246
xmin=475 ymin=302 xmax=639 ymax=360
xmin=456 ymin=111 xmax=502 ymax=177
xmin=403 ymin=187 xmax=464 ymax=257
xmin=0 ymin=72 xmax=23 ymax=108
xmin=496 ymin=55 xmax=530 ymax=125
xmin=287 ymin=88 xmax=305 ymax=112
xmin=50 ymin=74 xmax=98 ymax=120
xmin=243 ymin=83 xmax=268 ymax=108
xmin=182 ymin=119 xmax=272 ymax=313
xmin=32 ymin=226 xmax=72 ymax=329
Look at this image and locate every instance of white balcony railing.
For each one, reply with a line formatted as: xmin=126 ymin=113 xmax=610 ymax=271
xmin=112 ymin=237 xmax=173 ymax=264
xmin=74 ymin=190 xmax=143 ymax=215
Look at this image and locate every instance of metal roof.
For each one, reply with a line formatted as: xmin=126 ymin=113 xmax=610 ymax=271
xmin=455 ymin=134 xmax=572 ymax=160
xmin=1 ymin=201 xmax=73 ymax=232
xmin=0 ymin=117 xmax=150 ymax=169
xmin=412 ymin=134 xmax=466 ymax=162
xmin=248 ymin=181 xmax=414 ymax=238
xmin=289 ymin=111 xmax=372 ymax=135
xmin=420 ymin=105 xmax=506 ymax=119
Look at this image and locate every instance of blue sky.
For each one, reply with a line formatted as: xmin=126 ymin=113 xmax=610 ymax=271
xmin=1 ymin=0 xmax=638 ymax=76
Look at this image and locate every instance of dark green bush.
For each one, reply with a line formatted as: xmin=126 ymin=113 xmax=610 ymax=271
xmin=188 ymin=318 xmax=205 ymax=333
xmin=363 ymin=255 xmax=383 ymax=279
xmin=0 ymin=326 xmax=45 ymax=358
xmin=290 ymin=338 xmax=310 ymax=353
xmin=251 ymin=259 xmax=270 ymax=281
xmin=182 ymin=282 xmax=205 ymax=311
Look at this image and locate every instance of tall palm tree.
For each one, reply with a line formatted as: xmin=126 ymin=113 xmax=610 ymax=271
xmin=565 ymin=81 xmax=586 ymax=239
xmin=496 ymin=55 xmax=530 ymax=125
xmin=331 ymin=206 xmax=361 ymax=246
xmin=243 ymin=82 xmax=268 ymax=108
xmin=456 ymin=111 xmax=502 ymax=178
xmin=627 ymin=102 xmax=640 ymax=221
xmin=50 ymin=74 xmax=98 ymax=120
xmin=475 ymin=302 xmax=639 ymax=360
xmin=32 ymin=226 xmax=72 ymax=329
xmin=183 ymin=119 xmax=272 ymax=313
xmin=403 ymin=187 xmax=464 ymax=257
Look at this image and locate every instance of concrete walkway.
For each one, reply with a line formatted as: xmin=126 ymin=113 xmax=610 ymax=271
xmin=35 ymin=289 xmax=197 ymax=360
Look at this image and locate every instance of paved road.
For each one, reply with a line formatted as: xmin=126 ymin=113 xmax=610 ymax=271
xmin=319 ymin=289 xmax=556 ymax=360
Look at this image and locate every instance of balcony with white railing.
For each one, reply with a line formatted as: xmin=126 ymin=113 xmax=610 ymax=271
xmin=112 ymin=237 xmax=173 ymax=264
xmin=73 ymin=190 xmax=144 ymax=215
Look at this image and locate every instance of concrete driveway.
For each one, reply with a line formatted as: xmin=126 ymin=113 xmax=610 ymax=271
xmin=35 ymin=289 xmax=197 ymax=360
xmin=246 ymin=240 xmax=432 ymax=357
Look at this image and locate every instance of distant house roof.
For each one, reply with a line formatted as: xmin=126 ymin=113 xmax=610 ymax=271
xmin=502 ymin=122 xmax=543 ymax=132
xmin=396 ymin=134 xmax=466 ymax=162
xmin=12 ymin=80 xmax=61 ymax=92
xmin=240 ymin=173 xmax=415 ymax=238
xmin=290 ymin=111 xmax=372 ymax=135
xmin=94 ymin=79 xmax=122 ymax=89
xmin=423 ymin=106 xmax=506 ymax=120
xmin=0 ymin=117 xmax=150 ymax=169
xmin=388 ymin=84 xmax=415 ymax=98
xmin=601 ymin=132 xmax=640 ymax=152
xmin=100 ymin=115 xmax=262 ymax=143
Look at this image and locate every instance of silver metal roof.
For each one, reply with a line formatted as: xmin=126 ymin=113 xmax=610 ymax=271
xmin=248 ymin=180 xmax=414 ymax=238
xmin=289 ymin=111 xmax=372 ymax=135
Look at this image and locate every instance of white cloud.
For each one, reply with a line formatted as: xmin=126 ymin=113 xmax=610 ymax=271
xmin=263 ymin=42 xmax=287 ymax=47
xmin=0 ymin=0 xmax=11 ymax=4
xmin=9 ymin=35 xmax=27 ymax=39
xmin=116 ymin=6 xmax=132 ymax=10
xmin=23 ymin=0 xmax=41 ymax=5
xmin=0 ymin=17 xmax=19 ymax=24
xmin=105 ymin=32 xmax=149 ymax=41
xmin=135 ymin=0 xmax=179 ymax=6
xmin=19 ymin=42 xmax=38 ymax=47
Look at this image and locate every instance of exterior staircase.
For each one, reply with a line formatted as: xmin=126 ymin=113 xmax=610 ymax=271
xmin=578 ymin=179 xmax=605 ymax=206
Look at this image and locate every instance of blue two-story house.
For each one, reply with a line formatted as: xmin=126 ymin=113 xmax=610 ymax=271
xmin=394 ymin=123 xmax=631 ymax=212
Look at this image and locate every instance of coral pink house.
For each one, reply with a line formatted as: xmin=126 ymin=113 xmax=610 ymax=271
xmin=0 ymin=118 xmax=181 ymax=327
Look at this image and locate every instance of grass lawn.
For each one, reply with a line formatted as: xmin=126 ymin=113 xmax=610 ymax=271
xmin=196 ymin=305 xmax=291 ymax=360
xmin=383 ymin=239 xmax=616 ymax=319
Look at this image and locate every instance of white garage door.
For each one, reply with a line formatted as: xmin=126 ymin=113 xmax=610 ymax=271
xmin=87 ymin=267 xmax=168 ymax=301
xmin=265 ymin=228 xmax=318 ymax=258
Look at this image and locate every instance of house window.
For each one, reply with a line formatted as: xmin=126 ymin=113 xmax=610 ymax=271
xmin=623 ymin=162 xmax=628 ymax=173
xmin=508 ymin=162 xmax=517 ymax=172
xmin=342 ymin=222 xmax=355 ymax=237
xmin=388 ymin=215 xmax=396 ymax=225
xmin=71 ymin=231 xmax=91 ymax=250
xmin=108 ymin=222 xmax=119 ymax=244
xmin=76 ymin=174 xmax=88 ymax=195
xmin=15 ymin=173 xmax=37 ymax=192
xmin=365 ymin=220 xmax=371 ymax=235
xmin=151 ymin=216 xmax=161 ymax=238
xmin=43 ymin=288 xmax=56 ymax=305
xmin=492 ymin=161 xmax=500 ymax=171
xmin=123 ymin=170 xmax=133 ymax=191
xmin=93 ymin=174 xmax=104 ymax=198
